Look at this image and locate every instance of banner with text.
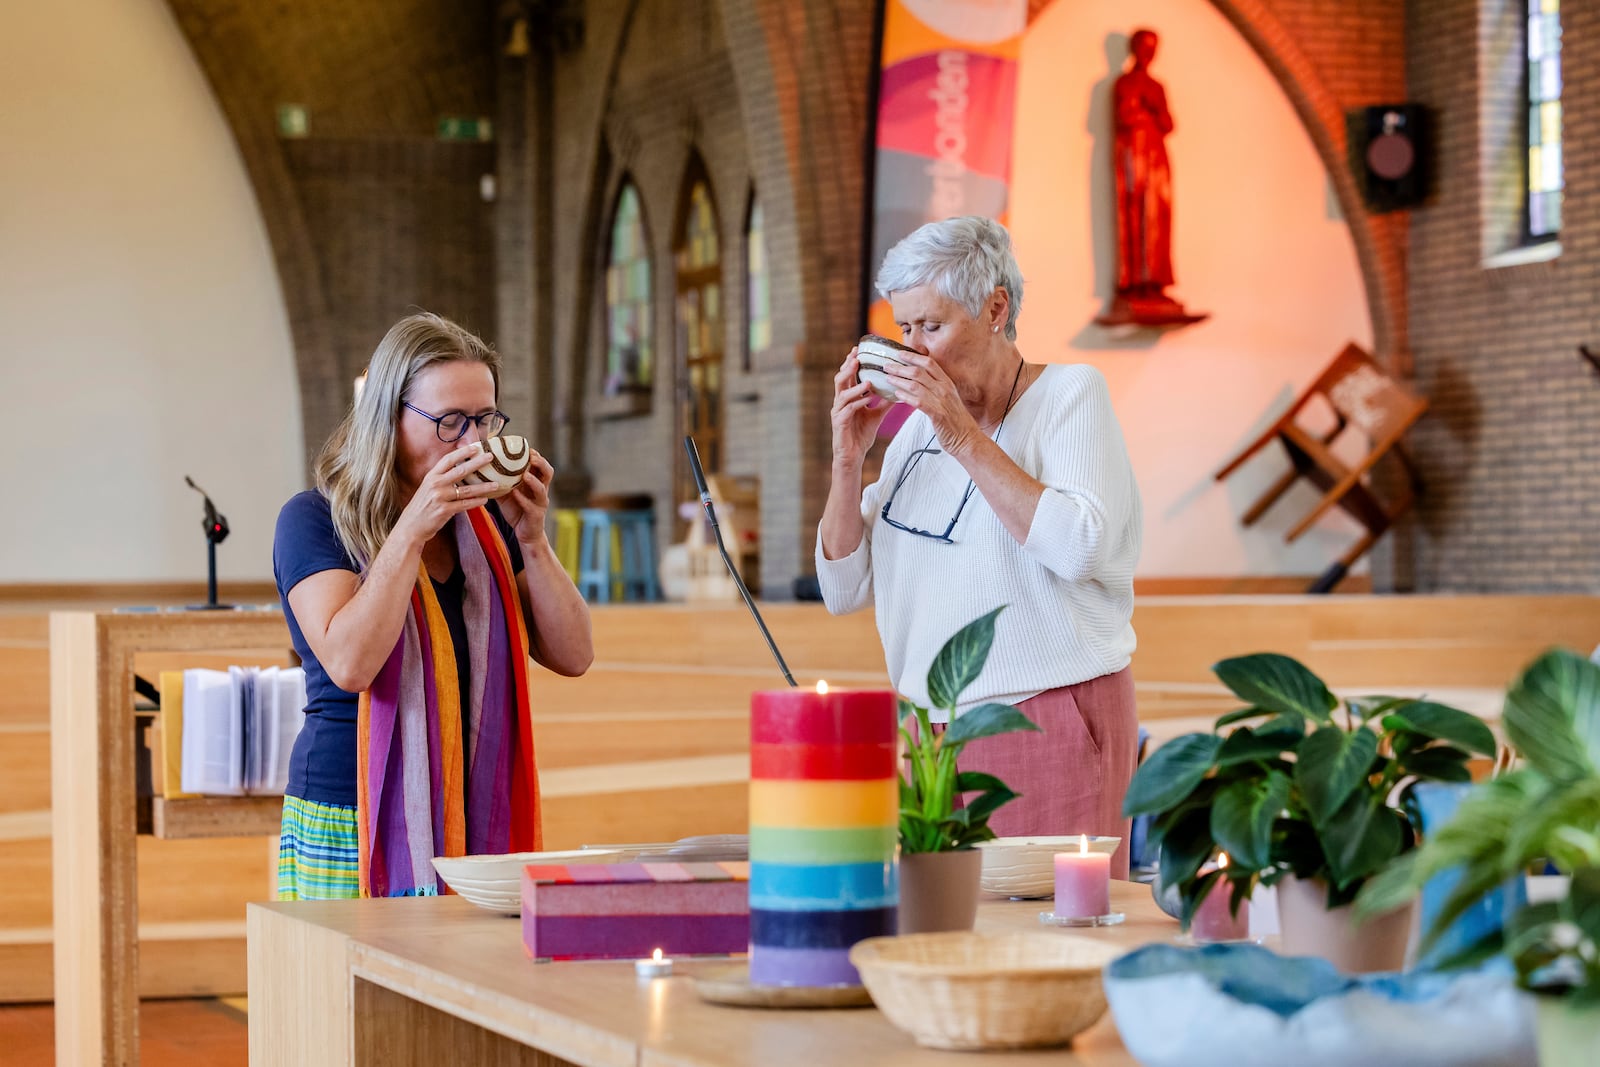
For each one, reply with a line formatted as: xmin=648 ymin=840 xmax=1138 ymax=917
xmin=867 ymin=0 xmax=1027 ymax=340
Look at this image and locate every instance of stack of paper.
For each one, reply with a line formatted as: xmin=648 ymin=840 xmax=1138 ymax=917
xmin=174 ymin=667 xmax=306 ymax=796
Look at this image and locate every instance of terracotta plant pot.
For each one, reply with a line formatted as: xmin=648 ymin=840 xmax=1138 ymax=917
xmin=1276 ymin=875 xmax=1416 ymax=974
xmin=898 ymin=850 xmax=984 ymax=935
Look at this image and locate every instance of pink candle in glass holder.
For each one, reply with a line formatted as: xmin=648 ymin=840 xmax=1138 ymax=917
xmin=1190 ymin=853 xmax=1250 ymax=942
xmin=1053 ymin=835 xmax=1111 ymax=918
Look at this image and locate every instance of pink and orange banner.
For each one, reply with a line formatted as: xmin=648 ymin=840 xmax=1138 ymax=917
xmin=867 ymin=0 xmax=1029 ymax=340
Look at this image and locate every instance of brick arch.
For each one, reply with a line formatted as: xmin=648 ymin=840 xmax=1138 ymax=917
xmin=1201 ymin=0 xmax=1407 ymax=362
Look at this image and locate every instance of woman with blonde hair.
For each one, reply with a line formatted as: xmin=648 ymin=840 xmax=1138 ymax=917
xmin=273 ymin=312 xmax=592 ymax=898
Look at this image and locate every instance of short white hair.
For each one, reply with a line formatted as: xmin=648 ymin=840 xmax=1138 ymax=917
xmin=874 ymin=216 xmax=1024 ymax=340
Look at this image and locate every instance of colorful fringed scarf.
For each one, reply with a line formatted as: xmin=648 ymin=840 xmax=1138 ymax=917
xmin=357 ymin=507 xmax=542 ymax=897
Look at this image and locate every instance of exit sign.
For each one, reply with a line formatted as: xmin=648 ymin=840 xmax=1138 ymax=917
xmin=437 ymin=116 xmax=493 ymax=142
xmin=276 ymin=104 xmax=309 ymax=139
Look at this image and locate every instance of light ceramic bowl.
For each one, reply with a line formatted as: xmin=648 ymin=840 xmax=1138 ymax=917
xmin=463 ymin=435 xmax=532 ymax=499
xmin=855 ymin=335 xmax=913 ymax=400
xmin=450 ymin=886 xmax=523 ymax=917
xmin=611 ymin=834 xmax=749 ymax=864
xmin=976 ymin=836 xmax=1122 ymax=899
xmin=850 ymin=931 xmax=1119 ymax=1050
xmin=432 ymin=848 xmax=621 ymax=915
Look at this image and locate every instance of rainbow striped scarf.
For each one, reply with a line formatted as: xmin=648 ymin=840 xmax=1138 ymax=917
xmin=357 ymin=508 xmax=542 ymax=897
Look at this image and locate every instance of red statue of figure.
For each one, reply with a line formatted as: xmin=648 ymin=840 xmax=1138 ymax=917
xmin=1098 ymin=28 xmax=1207 ymax=328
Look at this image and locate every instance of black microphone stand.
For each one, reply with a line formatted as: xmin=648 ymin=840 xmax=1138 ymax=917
xmin=682 ymin=438 xmax=796 ymax=688
xmin=184 ymin=476 xmax=233 ymax=610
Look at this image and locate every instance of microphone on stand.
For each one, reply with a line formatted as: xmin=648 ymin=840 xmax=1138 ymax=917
xmin=682 ymin=437 xmax=797 ymax=688
xmin=183 ymin=476 xmax=232 ymax=610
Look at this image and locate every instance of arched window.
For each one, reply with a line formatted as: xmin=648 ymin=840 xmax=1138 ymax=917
xmin=604 ymin=182 xmax=653 ymax=395
xmin=745 ymin=192 xmax=771 ymax=368
xmin=1526 ymin=0 xmax=1562 ymax=239
xmin=675 ymin=163 xmax=723 ymax=476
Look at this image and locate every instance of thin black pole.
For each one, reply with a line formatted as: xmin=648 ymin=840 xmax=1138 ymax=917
xmin=682 ymin=437 xmax=797 ymax=687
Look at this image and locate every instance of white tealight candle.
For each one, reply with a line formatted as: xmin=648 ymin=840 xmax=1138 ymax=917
xmin=634 ymin=947 xmax=674 ymax=979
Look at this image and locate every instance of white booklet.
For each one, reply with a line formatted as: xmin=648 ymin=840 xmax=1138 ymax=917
xmin=176 ymin=665 xmax=307 ymax=796
xmin=180 ymin=668 xmax=242 ymax=795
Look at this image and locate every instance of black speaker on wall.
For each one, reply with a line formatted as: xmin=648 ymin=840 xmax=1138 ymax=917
xmin=1347 ymin=105 xmax=1429 ymax=213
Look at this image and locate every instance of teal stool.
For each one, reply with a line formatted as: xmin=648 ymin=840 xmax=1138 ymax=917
xmin=576 ymin=508 xmax=659 ymax=602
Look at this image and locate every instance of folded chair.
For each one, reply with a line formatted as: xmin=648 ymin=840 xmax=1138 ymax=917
xmin=1215 ymin=343 xmax=1427 ymax=592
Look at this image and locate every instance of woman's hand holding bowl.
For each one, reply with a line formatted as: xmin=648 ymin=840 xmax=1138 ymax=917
xmin=830 ymin=345 xmax=892 ymax=471
xmin=395 ymin=444 xmax=497 ymax=546
xmin=497 ymin=445 xmax=557 ymax=546
xmin=883 ymin=351 xmax=982 ymax=459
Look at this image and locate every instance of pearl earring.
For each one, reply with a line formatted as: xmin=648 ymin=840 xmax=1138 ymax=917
xmin=992 ymin=325 xmax=999 ymax=334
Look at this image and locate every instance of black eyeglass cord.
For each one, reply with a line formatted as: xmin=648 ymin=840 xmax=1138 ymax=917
xmin=908 ymin=358 xmax=1026 ymax=475
xmin=882 ymin=359 xmax=1029 ymax=542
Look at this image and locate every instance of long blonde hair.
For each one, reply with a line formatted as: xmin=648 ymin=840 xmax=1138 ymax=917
xmin=315 ymin=312 xmax=501 ymax=566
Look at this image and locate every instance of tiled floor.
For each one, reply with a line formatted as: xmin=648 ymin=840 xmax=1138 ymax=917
xmin=0 ymin=998 xmax=247 ymax=1066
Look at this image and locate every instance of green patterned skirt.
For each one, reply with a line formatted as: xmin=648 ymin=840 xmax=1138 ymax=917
xmin=276 ymin=794 xmax=360 ymax=900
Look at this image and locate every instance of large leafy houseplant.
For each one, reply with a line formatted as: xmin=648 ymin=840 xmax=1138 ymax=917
xmin=897 ymin=607 xmax=1043 ymax=853
xmin=1123 ymin=653 xmax=1497 ymax=927
xmin=1357 ymin=649 xmax=1600 ymax=1005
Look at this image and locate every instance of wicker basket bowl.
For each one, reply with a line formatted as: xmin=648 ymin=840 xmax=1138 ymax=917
xmin=849 ymin=932 xmax=1119 ymax=1050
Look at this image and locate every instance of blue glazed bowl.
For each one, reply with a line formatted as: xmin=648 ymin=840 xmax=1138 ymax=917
xmin=1103 ymin=943 xmax=1536 ymax=1067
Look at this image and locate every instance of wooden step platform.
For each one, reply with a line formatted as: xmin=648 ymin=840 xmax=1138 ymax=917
xmin=4 ymin=593 xmax=1599 ymax=1003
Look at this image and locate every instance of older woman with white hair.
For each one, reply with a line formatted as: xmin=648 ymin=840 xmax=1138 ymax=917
xmin=818 ymin=216 xmax=1143 ymax=876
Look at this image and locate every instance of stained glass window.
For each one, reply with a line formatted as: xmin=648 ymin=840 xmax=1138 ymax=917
xmin=1527 ymin=0 xmax=1562 ymax=239
xmin=746 ymin=195 xmax=771 ymax=364
xmin=677 ymin=182 xmax=719 ymax=272
xmin=675 ymin=171 xmax=724 ymax=477
xmin=604 ymin=183 xmax=653 ymax=395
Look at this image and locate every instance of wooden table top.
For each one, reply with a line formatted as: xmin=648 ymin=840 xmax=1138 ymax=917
xmin=256 ymin=880 xmax=1175 ymax=1066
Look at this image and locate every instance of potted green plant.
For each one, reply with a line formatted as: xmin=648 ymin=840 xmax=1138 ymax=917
xmin=1356 ymin=649 xmax=1600 ymax=1065
xmin=1123 ymin=652 xmax=1497 ymax=972
xmin=897 ymin=606 xmax=1042 ymax=934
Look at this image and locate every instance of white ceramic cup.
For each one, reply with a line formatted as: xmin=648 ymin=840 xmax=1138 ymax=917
xmin=855 ymin=335 xmax=915 ymax=400
xmin=463 ymin=435 xmax=532 ymax=499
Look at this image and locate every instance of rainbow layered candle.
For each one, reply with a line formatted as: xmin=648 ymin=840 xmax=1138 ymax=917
xmin=748 ymin=686 xmax=898 ymax=987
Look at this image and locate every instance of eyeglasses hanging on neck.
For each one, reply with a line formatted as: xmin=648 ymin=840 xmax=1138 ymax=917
xmin=877 ymin=361 xmax=1026 ymax=545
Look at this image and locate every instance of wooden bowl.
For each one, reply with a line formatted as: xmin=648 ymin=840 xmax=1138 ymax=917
xmin=849 ymin=932 xmax=1119 ymax=1050
xmin=977 ymin=836 xmax=1122 ymax=898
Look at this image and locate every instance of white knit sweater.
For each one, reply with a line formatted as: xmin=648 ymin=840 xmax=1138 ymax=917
xmin=815 ymin=363 xmax=1141 ymax=721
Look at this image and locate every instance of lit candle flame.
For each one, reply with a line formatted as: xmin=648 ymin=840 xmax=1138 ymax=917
xmin=1078 ymin=834 xmax=1089 ymax=855
xmin=652 ymin=948 xmax=663 ymax=963
xmin=816 ymin=680 xmax=829 ymax=695
xmin=1217 ymin=852 xmax=1230 ymax=870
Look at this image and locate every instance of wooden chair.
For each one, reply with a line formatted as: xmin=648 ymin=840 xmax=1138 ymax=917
xmin=1215 ymin=343 xmax=1427 ymax=592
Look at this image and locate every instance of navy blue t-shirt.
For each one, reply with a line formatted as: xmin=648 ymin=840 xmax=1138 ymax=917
xmin=272 ymin=490 xmax=524 ymax=806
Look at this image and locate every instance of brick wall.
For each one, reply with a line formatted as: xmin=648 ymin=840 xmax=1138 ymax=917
xmin=525 ymin=0 xmax=880 ymax=595
xmin=536 ymin=0 xmax=1410 ymax=595
xmin=178 ymin=0 xmax=1600 ymax=594
xmin=1405 ymin=0 xmax=1600 ymax=591
xmin=166 ymin=0 xmax=499 ymax=470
